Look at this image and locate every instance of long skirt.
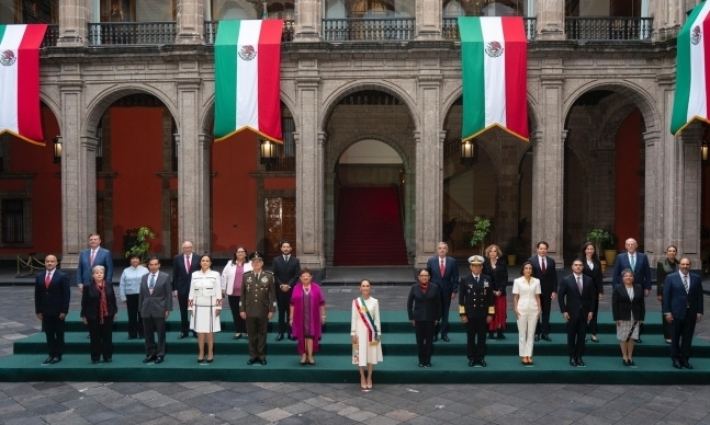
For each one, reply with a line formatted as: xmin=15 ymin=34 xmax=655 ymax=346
xmin=488 ymin=295 xmax=508 ymax=331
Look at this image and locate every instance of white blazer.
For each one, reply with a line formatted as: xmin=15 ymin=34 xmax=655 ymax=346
xmin=512 ymin=276 xmax=541 ymax=311
xmin=220 ymin=260 xmax=253 ymax=295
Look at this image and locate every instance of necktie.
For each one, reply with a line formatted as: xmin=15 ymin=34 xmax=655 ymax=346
xmin=683 ymin=274 xmax=689 ymax=293
xmin=186 ymin=255 xmax=191 ymax=272
xmin=541 ymin=258 xmax=546 ymax=274
xmin=440 ymin=259 xmax=445 ymax=277
xmin=45 ymin=272 xmax=51 ymax=289
xmin=475 ymin=276 xmax=479 ymax=284
xmin=149 ymin=274 xmax=156 ymax=294
xmin=630 ymin=254 xmax=636 ymax=271
xmin=90 ymin=250 xmax=96 ymax=266
xmin=576 ymin=275 xmax=582 ymax=294
xmin=284 ymin=255 xmax=289 ymax=263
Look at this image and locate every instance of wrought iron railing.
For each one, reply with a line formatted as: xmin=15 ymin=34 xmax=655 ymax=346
xmin=265 ymin=156 xmax=295 ymax=173
xmin=322 ymin=18 xmax=415 ymax=41
xmin=204 ymin=20 xmax=295 ymax=44
xmin=442 ymin=17 xmax=537 ymax=41
xmin=565 ymin=17 xmax=652 ymax=41
xmin=88 ymin=22 xmax=177 ymax=45
xmin=42 ymin=24 xmax=58 ymax=47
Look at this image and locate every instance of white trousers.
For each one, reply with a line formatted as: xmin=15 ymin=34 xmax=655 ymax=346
xmin=517 ymin=309 xmax=538 ymax=357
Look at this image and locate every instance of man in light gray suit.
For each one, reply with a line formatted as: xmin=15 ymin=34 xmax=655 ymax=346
xmin=139 ymin=256 xmax=172 ymax=364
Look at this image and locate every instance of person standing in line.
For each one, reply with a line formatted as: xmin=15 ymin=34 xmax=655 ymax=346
xmin=139 ymin=256 xmax=172 ymax=364
xmin=189 ymin=254 xmax=222 ymax=363
xmin=612 ymin=269 xmax=645 ymax=367
xmin=271 ymin=240 xmax=300 ymax=341
xmin=459 ymin=255 xmax=495 ymax=367
xmin=426 ymin=242 xmax=459 ymax=342
xmin=241 ymin=252 xmax=277 ymax=365
xmin=512 ymin=262 xmax=541 ymax=365
xmin=580 ymin=242 xmax=604 ymax=343
xmin=483 ymin=244 xmax=508 ymax=339
xmin=173 ymin=241 xmax=200 ymax=339
xmin=34 ymin=255 xmax=70 ymax=364
xmin=351 ymin=279 xmax=382 ymax=391
xmin=656 ymin=245 xmax=679 ymax=344
xmin=221 ymin=246 xmax=252 ymax=340
xmin=77 ymin=233 xmax=113 ymax=292
xmin=558 ymin=259 xmax=596 ymax=367
xmin=407 ymin=269 xmax=440 ymax=367
xmin=528 ymin=241 xmax=557 ymax=342
xmin=663 ymin=257 xmax=704 ymax=369
xmin=81 ymin=265 xmax=118 ymax=364
xmin=119 ymin=254 xmax=148 ymax=340
xmin=289 ymin=268 xmax=326 ymax=366
xmin=612 ymin=238 xmax=651 ymax=343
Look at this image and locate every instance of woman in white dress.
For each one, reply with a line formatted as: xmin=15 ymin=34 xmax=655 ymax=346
xmin=189 ymin=254 xmax=222 ymax=363
xmin=351 ymin=279 xmax=382 ymax=391
xmin=513 ymin=262 xmax=541 ymax=365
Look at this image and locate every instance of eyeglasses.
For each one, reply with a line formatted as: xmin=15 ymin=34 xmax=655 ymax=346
xmin=237 ymin=250 xmax=246 ymax=253
xmin=419 ymin=274 xmax=430 ymax=277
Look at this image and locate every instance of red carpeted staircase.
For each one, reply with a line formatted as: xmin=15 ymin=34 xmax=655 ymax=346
xmin=333 ymin=186 xmax=408 ymax=266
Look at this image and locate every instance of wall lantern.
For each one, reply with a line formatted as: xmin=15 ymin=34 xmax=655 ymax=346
xmin=461 ymin=139 xmax=476 ymax=166
xmin=702 ymin=139 xmax=709 ymax=162
xmin=53 ymin=136 xmax=62 ymax=164
xmin=259 ymin=137 xmax=278 ymax=164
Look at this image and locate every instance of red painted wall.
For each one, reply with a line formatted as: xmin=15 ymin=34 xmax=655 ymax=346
xmin=264 ymin=177 xmax=296 ymax=190
xmin=110 ymin=108 xmax=164 ymax=253
xmin=614 ymin=109 xmax=643 ymax=249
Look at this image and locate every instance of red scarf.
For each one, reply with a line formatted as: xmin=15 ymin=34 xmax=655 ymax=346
xmin=420 ymin=283 xmax=428 ymax=294
xmin=97 ymin=281 xmax=109 ymax=324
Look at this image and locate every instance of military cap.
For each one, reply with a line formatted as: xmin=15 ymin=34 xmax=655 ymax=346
xmin=249 ymin=251 xmax=264 ymax=261
xmin=468 ymin=255 xmax=484 ymax=265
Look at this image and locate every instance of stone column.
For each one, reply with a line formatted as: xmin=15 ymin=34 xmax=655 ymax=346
xmin=416 ymin=0 xmax=442 ymax=40
xmin=652 ymin=0 xmax=697 ymax=41
xmin=176 ymin=0 xmax=204 ymax=44
xmin=295 ymin=77 xmax=324 ymax=269
xmin=536 ymin=0 xmax=565 ymax=41
xmin=530 ymin=73 xmax=565 ymax=266
xmin=675 ymin=126 xmax=703 ymax=267
xmin=642 ymin=129 xmax=663 ymax=263
xmin=496 ymin=136 xmax=523 ymax=247
xmin=58 ymin=0 xmax=89 ymax=47
xmin=414 ymin=76 xmax=442 ymax=267
xmin=294 ymin=0 xmax=320 ymax=42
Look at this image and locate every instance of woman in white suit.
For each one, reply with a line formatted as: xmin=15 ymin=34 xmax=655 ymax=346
xmin=513 ymin=262 xmax=541 ymax=365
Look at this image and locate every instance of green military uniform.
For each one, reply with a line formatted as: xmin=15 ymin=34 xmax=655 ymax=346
xmin=240 ymin=266 xmax=277 ymax=363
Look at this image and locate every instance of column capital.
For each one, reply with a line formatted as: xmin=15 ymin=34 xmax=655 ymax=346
xmin=416 ymin=0 xmax=442 ymax=40
xmin=295 ymin=77 xmax=321 ymax=89
xmin=175 ymin=0 xmax=205 ymax=44
xmin=294 ymin=0 xmax=321 ymax=42
xmin=80 ymin=136 xmax=99 ymax=150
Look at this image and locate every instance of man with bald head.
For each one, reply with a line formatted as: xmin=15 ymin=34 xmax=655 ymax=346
xmin=173 ymin=241 xmax=201 ymax=338
xmin=612 ymin=238 xmax=652 ymax=343
xmin=34 ymin=255 xmax=70 ymax=364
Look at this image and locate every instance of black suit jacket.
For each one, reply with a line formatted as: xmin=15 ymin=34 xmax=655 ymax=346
xmin=139 ymin=272 xmax=173 ymax=318
xmin=663 ymin=272 xmax=704 ymax=320
xmin=459 ymin=274 xmax=495 ymax=319
xmin=558 ymin=274 xmax=597 ymax=318
xmin=407 ymin=283 xmax=441 ymax=321
xmin=172 ymin=253 xmax=201 ymax=296
xmin=612 ymin=284 xmax=645 ymax=322
xmin=483 ymin=259 xmax=509 ymax=296
xmin=271 ymin=255 xmax=301 ymax=288
xmin=34 ymin=269 xmax=70 ymax=316
xmin=582 ymin=259 xmax=604 ymax=297
xmin=528 ymin=255 xmax=557 ymax=295
xmin=80 ymin=281 xmax=118 ymax=320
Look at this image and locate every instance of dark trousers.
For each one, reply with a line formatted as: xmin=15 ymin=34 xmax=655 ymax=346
xmin=662 ymin=313 xmax=672 ymax=340
xmin=536 ymin=293 xmax=552 ymax=336
xmin=465 ymin=316 xmax=488 ymax=360
xmin=414 ymin=321 xmax=435 ymax=364
xmin=42 ymin=314 xmax=65 ymax=358
xmin=276 ymin=290 xmax=292 ymax=334
xmin=587 ymin=299 xmax=599 ymax=335
xmin=566 ymin=312 xmax=587 ymax=358
xmin=178 ymin=293 xmax=190 ymax=334
xmin=670 ymin=310 xmax=697 ymax=361
xmin=143 ymin=316 xmax=167 ymax=358
xmin=228 ymin=296 xmax=247 ymax=334
xmin=246 ymin=316 xmax=268 ymax=360
xmin=125 ymin=294 xmax=143 ymax=338
xmin=87 ymin=317 xmax=114 ymax=361
xmin=435 ymin=291 xmax=453 ymax=337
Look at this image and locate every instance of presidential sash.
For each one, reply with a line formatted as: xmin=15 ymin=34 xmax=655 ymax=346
xmin=355 ymin=297 xmax=379 ymax=346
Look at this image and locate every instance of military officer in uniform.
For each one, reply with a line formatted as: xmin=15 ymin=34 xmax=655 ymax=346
xmin=239 ymin=252 xmax=277 ymax=365
xmin=459 ymin=255 xmax=495 ymax=367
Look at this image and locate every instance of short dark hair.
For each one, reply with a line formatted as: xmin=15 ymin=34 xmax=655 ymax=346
xmin=536 ymin=241 xmax=548 ymax=249
xmin=128 ymin=254 xmax=141 ymax=261
xmin=280 ymin=240 xmax=292 ymax=248
xmin=232 ymin=246 xmax=248 ymax=263
xmin=146 ymin=256 xmax=160 ymax=265
xmin=520 ymin=261 xmax=533 ymax=275
xmin=572 ymin=257 xmax=584 ymax=266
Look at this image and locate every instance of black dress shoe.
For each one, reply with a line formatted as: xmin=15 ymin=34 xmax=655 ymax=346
xmin=534 ymin=335 xmax=540 ymax=342
xmin=419 ymin=363 xmax=424 ymax=367
xmin=542 ymin=335 xmax=552 ymax=342
xmin=178 ymin=333 xmax=188 ymax=339
xmin=673 ymin=360 xmax=682 ymax=369
xmin=426 ymin=363 xmax=431 ymax=367
xmin=275 ymin=334 xmax=284 ymax=341
xmin=127 ymin=335 xmax=137 ymax=340
xmin=479 ymin=359 xmax=487 ymax=367
xmin=682 ymin=360 xmax=693 ymax=369
xmin=488 ymin=332 xmax=495 ymax=339
xmin=104 ymin=358 xmax=112 ymax=363
xmin=623 ymin=359 xmax=630 ymax=367
xmin=43 ymin=356 xmax=53 ymax=364
xmin=92 ymin=360 xmax=100 ymax=364
xmin=143 ymin=356 xmax=157 ymax=363
xmin=628 ymin=360 xmax=636 ymax=368
xmin=260 ymin=358 xmax=267 ymax=365
xmin=50 ymin=357 xmax=61 ymax=364
xmin=468 ymin=360 xmax=475 ymax=367
xmin=233 ymin=334 xmax=242 ymax=340
xmin=569 ymin=357 xmax=577 ymax=367
xmin=441 ymin=335 xmax=450 ymax=342
xmin=155 ymin=356 xmax=164 ymax=364
xmin=496 ymin=332 xmax=505 ymax=339
xmin=207 ymin=357 xmax=214 ymax=363
xmin=576 ymin=358 xmax=585 ymax=367
xmin=247 ymin=358 xmax=257 ymax=365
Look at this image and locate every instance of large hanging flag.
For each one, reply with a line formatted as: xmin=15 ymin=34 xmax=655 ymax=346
xmin=214 ymin=20 xmax=283 ymax=143
xmin=0 ymin=24 xmax=47 ymax=146
xmin=458 ymin=17 xmax=528 ymax=142
xmin=671 ymin=1 xmax=710 ymax=135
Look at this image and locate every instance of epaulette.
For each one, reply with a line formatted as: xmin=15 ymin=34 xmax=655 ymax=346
xmin=262 ymin=270 xmax=274 ymax=275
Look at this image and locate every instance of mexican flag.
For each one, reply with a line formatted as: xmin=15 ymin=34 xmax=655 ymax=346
xmin=458 ymin=17 xmax=528 ymax=142
xmin=671 ymin=1 xmax=710 ymax=135
xmin=0 ymin=24 xmax=47 ymax=146
xmin=214 ymin=20 xmax=283 ymax=143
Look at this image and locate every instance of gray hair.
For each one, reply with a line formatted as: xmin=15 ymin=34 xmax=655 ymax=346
xmin=91 ymin=265 xmax=105 ymax=274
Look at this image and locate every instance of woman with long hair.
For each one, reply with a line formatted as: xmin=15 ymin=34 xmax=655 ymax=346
xmin=221 ymin=246 xmax=252 ymax=339
xmin=581 ymin=241 xmax=604 ymax=343
xmin=189 ymin=254 xmax=222 ymax=363
xmin=351 ymin=279 xmax=382 ymax=391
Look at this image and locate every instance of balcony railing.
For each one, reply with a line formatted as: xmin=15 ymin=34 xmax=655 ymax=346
xmin=565 ymin=17 xmax=652 ymax=41
xmin=204 ymin=20 xmax=295 ymax=44
xmin=88 ymin=22 xmax=177 ymax=46
xmin=42 ymin=24 xmax=58 ymax=47
xmin=442 ymin=17 xmax=537 ymax=41
xmin=265 ymin=156 xmax=295 ymax=173
xmin=323 ymin=18 xmax=415 ymax=41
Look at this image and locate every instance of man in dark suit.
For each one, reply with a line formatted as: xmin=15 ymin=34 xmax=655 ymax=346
xmin=558 ymin=259 xmax=597 ymax=367
xmin=139 ymin=256 xmax=172 ymax=364
xmin=407 ymin=269 xmax=441 ymax=367
xmin=270 ymin=240 xmax=300 ymax=341
xmin=612 ymin=238 xmax=652 ymax=342
xmin=172 ymin=241 xmax=200 ymax=338
xmin=528 ymin=241 xmax=557 ymax=341
xmin=459 ymin=255 xmax=494 ymax=367
xmin=426 ymin=242 xmax=459 ymax=342
xmin=77 ymin=233 xmax=113 ymax=291
xmin=663 ymin=257 xmax=704 ymax=369
xmin=34 ymin=255 xmax=70 ymax=364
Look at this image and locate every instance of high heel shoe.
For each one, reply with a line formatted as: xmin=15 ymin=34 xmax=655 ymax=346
xmin=206 ymin=357 xmax=214 ymax=363
xmin=197 ymin=357 xmax=204 ymax=363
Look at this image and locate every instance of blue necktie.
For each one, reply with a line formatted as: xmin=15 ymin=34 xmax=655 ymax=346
xmin=149 ymin=274 xmax=156 ymax=290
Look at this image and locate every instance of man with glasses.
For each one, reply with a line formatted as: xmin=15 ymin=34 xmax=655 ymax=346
xmin=407 ymin=269 xmax=441 ymax=367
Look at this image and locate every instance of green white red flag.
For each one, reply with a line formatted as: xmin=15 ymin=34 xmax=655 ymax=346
xmin=0 ymin=24 xmax=47 ymax=146
xmin=671 ymin=1 xmax=710 ymax=135
xmin=458 ymin=17 xmax=528 ymax=142
xmin=214 ymin=20 xmax=283 ymax=143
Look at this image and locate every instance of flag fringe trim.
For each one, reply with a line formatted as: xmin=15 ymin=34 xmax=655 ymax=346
xmin=214 ymin=126 xmax=284 ymax=144
xmin=462 ymin=123 xmax=529 ymax=143
xmin=0 ymin=129 xmax=46 ymax=146
xmin=671 ymin=116 xmax=710 ymax=136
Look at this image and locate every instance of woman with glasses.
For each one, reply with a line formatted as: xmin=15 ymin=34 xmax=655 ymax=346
xmin=407 ymin=269 xmax=441 ymax=367
xmin=221 ymin=246 xmax=252 ymax=339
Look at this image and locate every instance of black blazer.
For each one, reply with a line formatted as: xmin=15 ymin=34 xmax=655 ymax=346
xmin=407 ymin=283 xmax=441 ymax=322
xmin=528 ymin=255 xmax=558 ymax=295
xmin=172 ymin=253 xmax=201 ymax=296
xmin=558 ymin=274 xmax=597 ymax=317
xmin=80 ymin=281 xmax=118 ymax=320
xmin=483 ymin=259 xmax=509 ymax=296
xmin=582 ymin=259 xmax=604 ymax=297
xmin=612 ymin=284 xmax=645 ymax=322
xmin=271 ymin=255 xmax=301 ymax=287
xmin=34 ymin=269 xmax=70 ymax=316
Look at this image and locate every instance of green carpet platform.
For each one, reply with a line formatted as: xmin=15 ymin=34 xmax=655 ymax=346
xmin=1 ymin=311 xmax=709 ymax=384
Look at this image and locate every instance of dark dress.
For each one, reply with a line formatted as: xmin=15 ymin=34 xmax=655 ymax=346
xmin=582 ymin=258 xmax=604 ymax=335
xmin=483 ymin=259 xmax=508 ymax=333
xmin=80 ymin=280 xmax=118 ymax=362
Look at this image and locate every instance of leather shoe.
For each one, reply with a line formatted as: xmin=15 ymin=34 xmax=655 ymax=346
xmin=260 ymin=358 xmax=267 ymax=365
xmin=542 ymin=335 xmax=552 ymax=342
xmin=275 ymin=334 xmax=284 ymax=341
xmin=628 ymin=360 xmax=636 ymax=368
xmin=419 ymin=363 xmax=424 ymax=367
xmin=233 ymin=334 xmax=242 ymax=340
xmin=177 ymin=333 xmax=188 ymax=339
xmin=534 ymin=334 xmax=540 ymax=342
xmin=425 ymin=363 xmax=431 ymax=367
xmin=104 ymin=358 xmax=112 ymax=363
xmin=576 ymin=357 xmax=585 ymax=367
xmin=247 ymin=358 xmax=258 ymax=365
xmin=478 ymin=359 xmax=487 ymax=367
xmin=569 ymin=357 xmax=577 ymax=367
xmin=682 ymin=360 xmax=693 ymax=369
xmin=50 ymin=357 xmax=61 ymax=364
xmin=143 ymin=356 xmax=157 ymax=364
xmin=155 ymin=356 xmax=164 ymax=364
xmin=43 ymin=356 xmax=53 ymax=364
xmin=673 ymin=360 xmax=682 ymax=369
xmin=441 ymin=335 xmax=450 ymax=342
xmin=623 ymin=359 xmax=630 ymax=367
xmin=468 ymin=360 xmax=475 ymax=367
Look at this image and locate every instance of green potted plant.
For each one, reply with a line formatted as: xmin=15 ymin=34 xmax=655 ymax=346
xmin=602 ymin=232 xmax=618 ymax=267
xmin=123 ymin=226 xmax=157 ymax=263
xmin=469 ymin=216 xmax=491 ymax=255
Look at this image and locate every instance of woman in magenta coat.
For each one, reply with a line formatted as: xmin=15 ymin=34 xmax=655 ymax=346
xmin=289 ymin=268 xmax=326 ymax=365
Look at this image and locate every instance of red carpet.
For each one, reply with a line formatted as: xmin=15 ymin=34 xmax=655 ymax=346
xmin=333 ymin=187 xmax=408 ymax=266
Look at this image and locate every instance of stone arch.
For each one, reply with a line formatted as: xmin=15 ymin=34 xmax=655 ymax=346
xmin=83 ymin=84 xmax=179 ymax=137
xmin=598 ymin=102 xmax=644 ymax=145
xmin=200 ymin=91 xmax=297 ymax=136
xmin=319 ymin=80 xmax=419 ymax=131
xmin=39 ymin=92 xmax=62 ymax=134
xmin=330 ymin=134 xmax=411 ymax=174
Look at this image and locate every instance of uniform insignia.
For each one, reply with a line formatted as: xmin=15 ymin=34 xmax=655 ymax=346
xmin=360 ymin=306 xmax=367 ymax=313
xmin=261 ymin=276 xmax=269 ymax=283
xmin=247 ymin=277 xmax=252 ymax=282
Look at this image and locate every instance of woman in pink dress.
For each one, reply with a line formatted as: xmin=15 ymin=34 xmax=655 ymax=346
xmin=289 ymin=268 xmax=326 ymax=366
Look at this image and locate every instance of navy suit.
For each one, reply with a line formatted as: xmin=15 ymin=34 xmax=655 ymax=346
xmin=407 ymin=282 xmax=441 ymax=364
xmin=271 ymin=255 xmax=301 ymax=335
xmin=426 ymin=255 xmax=459 ymax=338
xmin=558 ymin=274 xmax=597 ymax=359
xmin=612 ymin=252 xmax=652 ymax=291
xmin=528 ymin=255 xmax=557 ymax=337
xmin=77 ymin=247 xmax=113 ymax=286
xmin=663 ymin=272 xmax=704 ymax=363
xmin=172 ymin=253 xmax=201 ymax=334
xmin=34 ymin=269 xmax=70 ymax=359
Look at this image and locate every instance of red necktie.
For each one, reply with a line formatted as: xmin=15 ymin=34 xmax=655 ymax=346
xmin=45 ymin=272 xmax=51 ymax=289
xmin=186 ymin=255 xmax=191 ymax=272
xmin=440 ymin=259 xmax=445 ymax=277
xmin=541 ymin=258 xmax=546 ymax=274
xmin=90 ymin=251 xmax=96 ymax=266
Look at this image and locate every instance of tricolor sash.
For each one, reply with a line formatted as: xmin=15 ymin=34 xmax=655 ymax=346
xmin=355 ymin=297 xmax=379 ymax=345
